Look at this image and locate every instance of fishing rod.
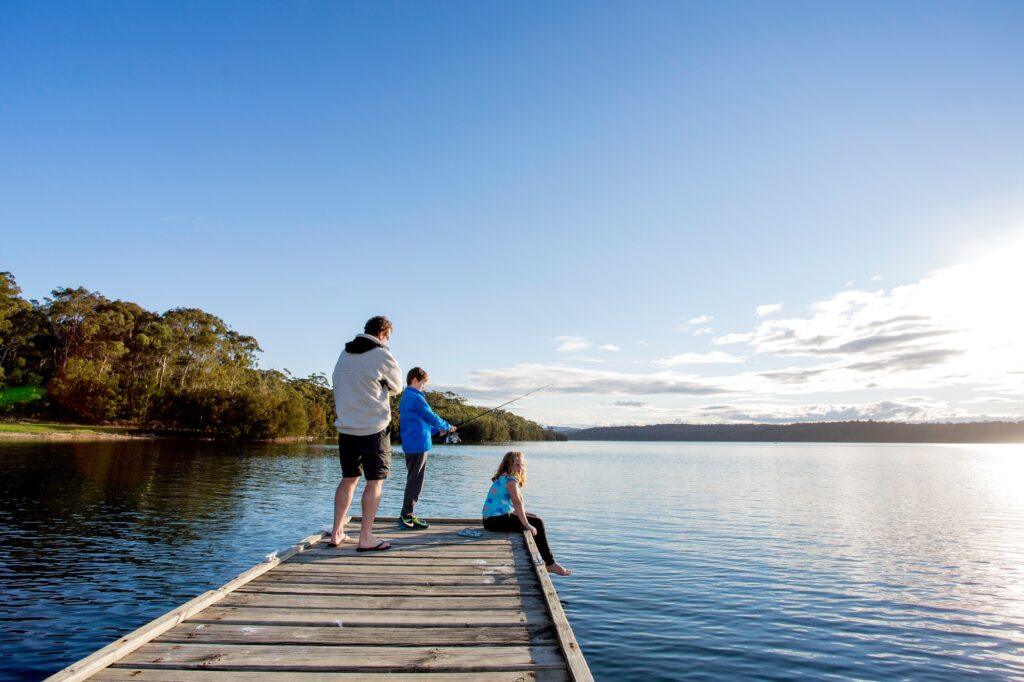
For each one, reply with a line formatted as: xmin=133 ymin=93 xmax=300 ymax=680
xmin=456 ymin=384 xmax=551 ymax=427
xmin=443 ymin=384 xmax=551 ymax=444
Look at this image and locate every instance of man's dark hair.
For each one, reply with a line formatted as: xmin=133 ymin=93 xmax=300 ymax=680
xmin=407 ymin=367 xmax=428 ymax=385
xmin=364 ymin=316 xmax=393 ymax=338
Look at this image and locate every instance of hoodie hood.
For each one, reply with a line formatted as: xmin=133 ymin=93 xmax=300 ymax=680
xmin=344 ymin=333 xmax=385 ymax=354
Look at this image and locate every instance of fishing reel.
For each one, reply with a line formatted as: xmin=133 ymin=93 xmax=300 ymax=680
xmin=444 ymin=429 xmax=461 ymax=445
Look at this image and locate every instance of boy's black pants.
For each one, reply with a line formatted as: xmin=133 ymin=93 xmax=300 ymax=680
xmin=401 ymin=453 xmax=427 ymax=518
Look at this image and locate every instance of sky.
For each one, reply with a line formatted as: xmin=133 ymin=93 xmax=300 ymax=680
xmin=2 ymin=2 xmax=1023 ymax=427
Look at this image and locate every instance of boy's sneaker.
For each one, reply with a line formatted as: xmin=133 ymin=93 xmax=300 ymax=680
xmin=399 ymin=514 xmax=429 ymax=530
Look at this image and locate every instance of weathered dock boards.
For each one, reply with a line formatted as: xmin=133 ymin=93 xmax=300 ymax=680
xmin=48 ymin=518 xmax=592 ymax=681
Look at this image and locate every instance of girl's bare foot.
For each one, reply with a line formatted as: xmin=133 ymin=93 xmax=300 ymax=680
xmin=547 ymin=561 xmax=572 ymax=576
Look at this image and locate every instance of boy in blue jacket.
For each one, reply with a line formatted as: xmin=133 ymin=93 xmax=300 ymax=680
xmin=398 ymin=367 xmax=456 ymax=529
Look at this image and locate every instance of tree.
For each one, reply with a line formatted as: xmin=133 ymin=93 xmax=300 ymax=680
xmin=0 ymin=272 xmax=32 ymax=387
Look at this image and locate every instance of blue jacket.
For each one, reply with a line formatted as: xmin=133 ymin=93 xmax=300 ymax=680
xmin=398 ymin=387 xmax=452 ymax=454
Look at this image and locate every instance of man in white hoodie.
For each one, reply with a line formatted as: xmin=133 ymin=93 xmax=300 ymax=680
xmin=330 ymin=316 xmax=402 ymax=551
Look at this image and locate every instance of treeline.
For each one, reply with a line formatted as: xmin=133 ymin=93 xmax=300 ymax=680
xmin=0 ymin=272 xmax=563 ymax=443
xmin=0 ymin=272 xmax=336 ymax=439
xmin=566 ymin=421 xmax=1024 ymax=443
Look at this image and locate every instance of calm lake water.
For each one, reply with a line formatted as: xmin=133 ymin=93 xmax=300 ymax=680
xmin=1 ymin=440 xmax=1023 ymax=680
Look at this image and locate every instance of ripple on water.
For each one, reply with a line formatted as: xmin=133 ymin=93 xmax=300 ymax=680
xmin=1 ymin=440 xmax=1024 ymax=679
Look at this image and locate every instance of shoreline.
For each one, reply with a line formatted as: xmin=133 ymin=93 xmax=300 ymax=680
xmin=0 ymin=422 xmax=334 ymax=444
xmin=0 ymin=432 xmax=331 ymax=443
xmin=0 ymin=430 xmax=155 ymax=442
xmin=0 ymin=421 xmax=558 ymax=446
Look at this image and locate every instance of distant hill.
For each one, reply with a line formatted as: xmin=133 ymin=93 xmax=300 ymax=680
xmin=566 ymin=421 xmax=1024 ymax=443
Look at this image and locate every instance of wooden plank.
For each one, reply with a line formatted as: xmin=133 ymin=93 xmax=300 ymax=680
xmin=287 ymin=555 xmax=517 ymax=567
xmin=348 ymin=536 xmax=512 ymax=546
xmin=521 ymin=530 xmax=592 ymax=682
xmin=191 ymin=606 xmax=532 ymax=626
xmin=333 ymin=538 xmax=510 ymax=548
xmin=92 ymin=669 xmax=568 ymax=681
xmin=337 ymin=529 xmax=495 ymax=540
xmin=219 ymin=592 xmax=547 ymax=611
xmin=307 ymin=546 xmax=514 ymax=557
xmin=44 ymin=533 xmax=326 ymax=682
xmin=114 ymin=642 xmax=567 ymax=672
xmin=155 ymin=622 xmax=556 ymax=647
xmin=237 ymin=582 xmax=541 ymax=597
xmin=273 ymin=563 xmax=528 ymax=575
xmin=331 ymin=523 xmax=488 ymax=533
xmin=350 ymin=516 xmax=486 ymax=525
xmin=250 ymin=573 xmax=529 ymax=587
xmin=190 ymin=606 xmax=532 ymax=626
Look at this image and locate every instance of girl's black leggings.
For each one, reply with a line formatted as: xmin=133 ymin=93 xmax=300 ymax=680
xmin=482 ymin=512 xmax=554 ymax=565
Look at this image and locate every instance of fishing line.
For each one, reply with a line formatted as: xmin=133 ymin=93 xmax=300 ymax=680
xmin=444 ymin=384 xmax=551 ymax=444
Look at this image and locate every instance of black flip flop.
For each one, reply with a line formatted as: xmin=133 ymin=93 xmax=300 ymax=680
xmin=356 ymin=540 xmax=391 ymax=552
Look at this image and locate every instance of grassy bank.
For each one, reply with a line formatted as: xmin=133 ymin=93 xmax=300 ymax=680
xmin=0 ymin=421 xmax=149 ymax=440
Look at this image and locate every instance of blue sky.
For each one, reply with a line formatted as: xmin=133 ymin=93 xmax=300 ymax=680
xmin=3 ymin=2 xmax=1023 ymax=426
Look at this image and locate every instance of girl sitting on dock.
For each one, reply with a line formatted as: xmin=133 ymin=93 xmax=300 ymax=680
xmin=482 ymin=451 xmax=572 ymax=576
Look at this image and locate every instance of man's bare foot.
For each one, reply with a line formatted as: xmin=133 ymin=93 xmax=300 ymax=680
xmin=547 ymin=561 xmax=572 ymax=576
xmin=328 ymin=516 xmax=354 ymax=546
xmin=357 ymin=535 xmax=391 ymax=551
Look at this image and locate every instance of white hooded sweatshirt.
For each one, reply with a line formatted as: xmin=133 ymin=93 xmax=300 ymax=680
xmin=332 ymin=333 xmax=403 ymax=436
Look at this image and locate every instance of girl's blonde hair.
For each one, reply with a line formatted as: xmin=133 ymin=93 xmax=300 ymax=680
xmin=492 ymin=450 xmax=526 ymax=487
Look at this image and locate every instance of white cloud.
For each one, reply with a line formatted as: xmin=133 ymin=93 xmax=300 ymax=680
xmin=961 ymin=395 xmax=1023 ymax=404
xmin=685 ymin=314 xmax=712 ymax=326
xmin=518 ymin=397 xmax=980 ymax=428
xmin=717 ymin=238 xmax=1024 ymax=395
xmin=464 ymin=235 xmax=1024 ymax=425
xmin=552 ymin=335 xmax=591 ymax=352
xmin=756 ymin=302 xmax=783 ymax=317
xmin=713 ymin=332 xmax=754 ymax=345
xmin=692 ymin=327 xmax=714 ymax=336
xmin=651 ymin=351 xmax=745 ymax=367
xmin=689 ymin=398 xmax=968 ymax=424
xmin=453 ymin=363 xmax=728 ymax=397
xmin=870 ymin=275 xmax=884 ymax=282
xmin=599 ymin=344 xmax=620 ymax=352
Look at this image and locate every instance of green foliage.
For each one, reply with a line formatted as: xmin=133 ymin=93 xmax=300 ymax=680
xmin=0 ymin=274 xmax=333 ymax=438
xmin=0 ymin=272 xmax=560 ymax=443
xmin=0 ymin=272 xmax=34 ymax=387
xmin=0 ymin=386 xmax=45 ymax=407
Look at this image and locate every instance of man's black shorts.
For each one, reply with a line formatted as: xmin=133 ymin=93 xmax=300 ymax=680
xmin=338 ymin=427 xmax=391 ymax=480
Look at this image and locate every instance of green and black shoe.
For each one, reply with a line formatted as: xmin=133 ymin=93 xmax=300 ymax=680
xmin=398 ymin=514 xmax=430 ymax=530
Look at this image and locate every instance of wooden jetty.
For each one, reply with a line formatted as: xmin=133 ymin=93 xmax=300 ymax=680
xmin=48 ymin=518 xmax=592 ymax=681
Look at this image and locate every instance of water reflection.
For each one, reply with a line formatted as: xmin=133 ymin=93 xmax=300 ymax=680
xmin=1 ymin=440 xmax=1023 ymax=679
